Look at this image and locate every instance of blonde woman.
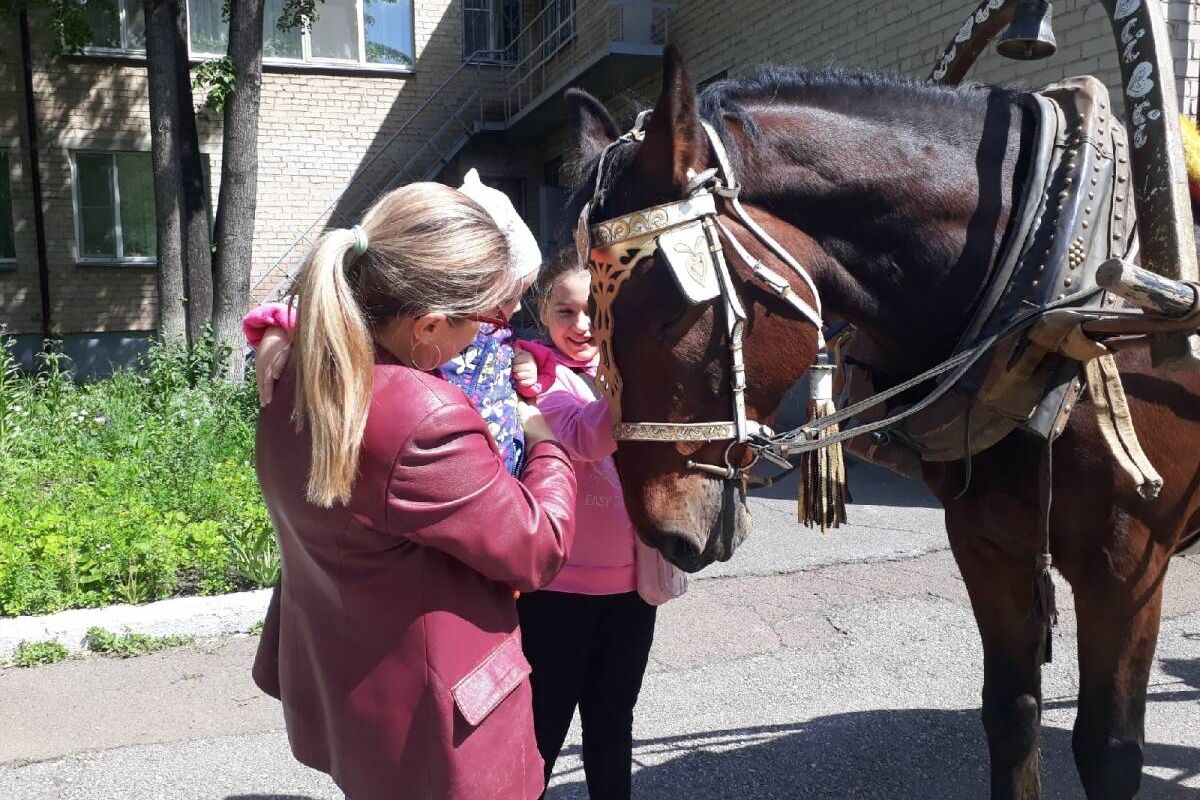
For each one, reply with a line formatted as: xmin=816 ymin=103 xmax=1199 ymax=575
xmin=251 ymin=182 xmax=576 ymax=800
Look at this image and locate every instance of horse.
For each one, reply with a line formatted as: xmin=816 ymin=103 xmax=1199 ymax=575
xmin=564 ymin=46 xmax=1200 ymax=800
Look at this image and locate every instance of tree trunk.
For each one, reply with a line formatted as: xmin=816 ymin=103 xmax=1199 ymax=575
xmin=144 ymin=0 xmax=186 ymax=343
xmin=212 ymin=0 xmax=265 ymax=382
xmin=173 ymin=0 xmax=214 ymax=344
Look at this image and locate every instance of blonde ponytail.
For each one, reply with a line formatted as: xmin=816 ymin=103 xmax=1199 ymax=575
xmin=293 ymin=229 xmax=375 ymax=507
xmin=289 ymin=182 xmax=517 ymax=507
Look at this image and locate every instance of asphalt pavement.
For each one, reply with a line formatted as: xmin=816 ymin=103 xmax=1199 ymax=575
xmin=2 ymin=463 xmax=1197 ymax=799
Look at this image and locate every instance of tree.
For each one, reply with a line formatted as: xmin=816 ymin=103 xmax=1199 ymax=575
xmin=208 ymin=0 xmax=264 ymax=382
xmin=173 ymin=0 xmax=214 ymax=345
xmin=144 ymin=0 xmax=214 ymax=347
xmin=196 ymin=0 xmax=317 ymax=380
xmin=144 ymin=0 xmax=188 ymax=343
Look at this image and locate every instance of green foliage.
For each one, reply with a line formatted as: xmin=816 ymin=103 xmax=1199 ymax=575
xmin=276 ymin=0 xmax=319 ymax=33
xmin=11 ymin=639 xmax=70 ymax=667
xmin=248 ymin=618 xmax=265 ymax=636
xmin=83 ymin=626 xmax=193 ymax=657
xmin=0 ymin=0 xmax=112 ymax=55
xmin=192 ymin=57 xmax=236 ymax=115
xmin=0 ymin=332 xmax=278 ymax=617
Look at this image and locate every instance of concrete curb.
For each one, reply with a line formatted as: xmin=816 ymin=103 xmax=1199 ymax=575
xmin=0 ymin=588 xmax=273 ymax=662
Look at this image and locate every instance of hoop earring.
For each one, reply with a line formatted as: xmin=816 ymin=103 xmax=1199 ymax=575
xmin=411 ymin=339 xmax=443 ymax=372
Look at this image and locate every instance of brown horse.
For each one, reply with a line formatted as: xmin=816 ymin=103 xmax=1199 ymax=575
xmin=565 ymin=48 xmax=1200 ymax=800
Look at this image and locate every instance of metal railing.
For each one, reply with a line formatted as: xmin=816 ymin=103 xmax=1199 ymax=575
xmin=504 ymin=0 xmax=674 ymax=124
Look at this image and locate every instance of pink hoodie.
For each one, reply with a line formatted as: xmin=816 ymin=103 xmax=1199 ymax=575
xmin=531 ymin=343 xmax=638 ymax=595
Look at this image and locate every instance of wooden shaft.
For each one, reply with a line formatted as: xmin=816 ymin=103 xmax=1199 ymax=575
xmin=1096 ymin=258 xmax=1198 ymax=318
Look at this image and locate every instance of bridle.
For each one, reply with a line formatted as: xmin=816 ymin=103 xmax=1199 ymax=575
xmin=580 ymin=111 xmax=826 ymax=483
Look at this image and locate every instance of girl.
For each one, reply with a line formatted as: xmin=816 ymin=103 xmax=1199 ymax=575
xmin=511 ymin=251 xmax=687 ymax=799
xmin=251 ymin=181 xmax=576 ymax=800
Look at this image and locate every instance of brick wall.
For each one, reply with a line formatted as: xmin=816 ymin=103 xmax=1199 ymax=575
xmin=4 ymin=0 xmax=1200 ymax=339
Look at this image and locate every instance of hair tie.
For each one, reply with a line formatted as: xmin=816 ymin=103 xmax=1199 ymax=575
xmin=351 ymin=225 xmax=369 ymax=255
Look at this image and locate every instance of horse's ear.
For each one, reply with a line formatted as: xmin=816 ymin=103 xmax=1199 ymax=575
xmin=567 ymin=89 xmax=620 ymax=164
xmin=636 ymin=45 xmax=705 ymax=192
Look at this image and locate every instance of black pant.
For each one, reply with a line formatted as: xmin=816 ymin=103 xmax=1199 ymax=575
xmin=517 ymin=590 xmax=657 ymax=800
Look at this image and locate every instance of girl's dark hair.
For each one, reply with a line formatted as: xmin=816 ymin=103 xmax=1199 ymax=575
xmin=535 ymin=246 xmax=589 ymax=323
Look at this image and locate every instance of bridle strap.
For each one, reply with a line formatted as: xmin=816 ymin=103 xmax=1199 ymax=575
xmin=583 ymin=112 xmax=828 ymax=479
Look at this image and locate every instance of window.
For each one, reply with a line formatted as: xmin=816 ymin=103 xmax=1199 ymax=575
xmin=83 ymin=0 xmax=146 ymax=53
xmin=462 ymin=0 xmax=520 ymax=64
xmin=72 ymin=152 xmax=156 ymax=264
xmin=540 ymin=0 xmax=574 ymax=58
xmin=187 ymin=0 xmax=412 ymax=69
xmin=0 ymin=151 xmax=14 ymax=264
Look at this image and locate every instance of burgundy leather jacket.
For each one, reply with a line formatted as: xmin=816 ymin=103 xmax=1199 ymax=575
xmin=252 ymin=351 xmax=576 ymax=800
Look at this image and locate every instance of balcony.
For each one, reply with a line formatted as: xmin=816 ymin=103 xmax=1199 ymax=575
xmin=502 ymin=0 xmax=675 ymax=135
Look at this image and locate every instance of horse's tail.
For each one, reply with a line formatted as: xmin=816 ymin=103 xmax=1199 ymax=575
xmin=1180 ymin=114 xmax=1200 ymax=206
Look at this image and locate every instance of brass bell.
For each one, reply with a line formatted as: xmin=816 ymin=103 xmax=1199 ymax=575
xmin=996 ymin=0 xmax=1057 ymax=61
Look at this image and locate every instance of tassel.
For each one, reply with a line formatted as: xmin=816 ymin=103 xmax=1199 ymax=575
xmin=1034 ymin=552 xmax=1058 ymax=664
xmin=798 ymin=354 xmax=849 ymax=532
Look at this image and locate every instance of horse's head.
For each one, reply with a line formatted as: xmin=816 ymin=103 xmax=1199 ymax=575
xmin=565 ymin=47 xmax=824 ymax=571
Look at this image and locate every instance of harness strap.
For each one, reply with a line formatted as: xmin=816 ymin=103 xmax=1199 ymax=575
xmin=1084 ymin=353 xmax=1164 ymax=499
xmin=700 ymin=122 xmax=825 ymax=329
xmin=713 ymin=217 xmax=823 ymax=329
xmin=769 ymin=287 xmax=1106 ymax=456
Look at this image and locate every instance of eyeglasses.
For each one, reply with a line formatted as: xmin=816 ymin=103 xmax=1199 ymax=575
xmin=461 ymin=309 xmax=510 ymax=329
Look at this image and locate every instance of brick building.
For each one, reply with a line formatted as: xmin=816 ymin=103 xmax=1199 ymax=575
xmin=1 ymin=0 xmax=1198 ymax=373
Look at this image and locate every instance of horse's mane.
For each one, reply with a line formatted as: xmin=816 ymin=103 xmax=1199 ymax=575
xmin=562 ymin=65 xmax=1027 ymax=239
xmin=698 ymin=65 xmax=1027 ymax=173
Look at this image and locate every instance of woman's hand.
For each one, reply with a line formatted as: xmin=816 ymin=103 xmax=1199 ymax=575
xmin=256 ymin=327 xmax=292 ymax=407
xmin=518 ymin=399 xmax=557 ymax=448
xmin=512 ymin=349 xmax=539 ymax=393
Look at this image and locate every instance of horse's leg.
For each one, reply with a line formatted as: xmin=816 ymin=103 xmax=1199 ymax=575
xmin=948 ymin=523 xmax=1047 ymax=800
xmin=1067 ymin=523 xmax=1170 ymax=800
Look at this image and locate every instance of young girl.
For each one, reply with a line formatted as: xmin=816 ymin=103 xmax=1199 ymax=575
xmin=246 ymin=169 xmax=541 ymax=477
xmin=511 ymin=252 xmax=686 ymax=800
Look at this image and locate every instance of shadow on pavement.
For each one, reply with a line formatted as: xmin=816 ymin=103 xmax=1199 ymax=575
xmin=549 ymin=710 xmax=1200 ymax=799
xmin=751 ymin=461 xmax=941 ymax=510
xmin=1161 ymin=656 xmax=1200 ymax=691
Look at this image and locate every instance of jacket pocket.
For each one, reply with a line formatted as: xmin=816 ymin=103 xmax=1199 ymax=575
xmin=451 ymin=636 xmax=531 ymax=726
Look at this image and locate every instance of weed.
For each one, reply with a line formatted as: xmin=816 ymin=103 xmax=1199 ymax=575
xmin=12 ymin=640 xmax=70 ymax=668
xmin=83 ymin=626 xmax=194 ymax=658
xmin=0 ymin=333 xmax=277 ymax=617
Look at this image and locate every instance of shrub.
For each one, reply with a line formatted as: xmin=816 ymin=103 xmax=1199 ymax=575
xmin=12 ymin=639 xmax=70 ymax=668
xmin=0 ymin=331 xmax=278 ymax=616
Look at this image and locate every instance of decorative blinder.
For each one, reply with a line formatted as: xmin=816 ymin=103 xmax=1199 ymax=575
xmin=658 ymin=221 xmax=722 ymax=304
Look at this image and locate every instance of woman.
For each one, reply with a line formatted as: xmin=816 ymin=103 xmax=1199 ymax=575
xmin=251 ymin=182 xmax=577 ymax=800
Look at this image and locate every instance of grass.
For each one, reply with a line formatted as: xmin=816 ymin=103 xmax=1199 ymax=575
xmin=12 ymin=639 xmax=70 ymax=667
xmin=83 ymin=626 xmax=193 ymax=658
xmin=0 ymin=330 xmax=280 ymax=617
